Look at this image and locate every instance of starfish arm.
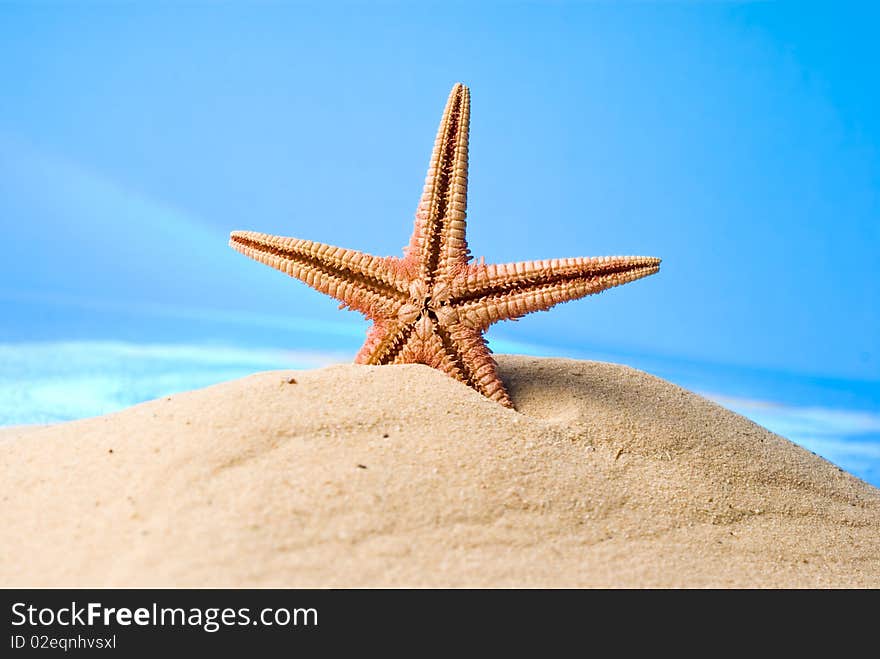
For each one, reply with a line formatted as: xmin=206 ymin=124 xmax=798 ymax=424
xmin=355 ymin=319 xmax=412 ymax=365
xmin=452 ymin=256 xmax=661 ymax=329
xmin=230 ymin=230 xmax=408 ymax=319
xmin=373 ymin=317 xmax=513 ymax=407
xmin=438 ymin=323 xmax=514 ymax=407
xmin=357 ymin=315 xmax=467 ymax=380
xmin=390 ymin=316 xmax=469 ymax=378
xmin=403 ymin=83 xmax=471 ymax=283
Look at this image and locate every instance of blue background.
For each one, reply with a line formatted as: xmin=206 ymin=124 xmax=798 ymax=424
xmin=1 ymin=2 xmax=878 ymax=485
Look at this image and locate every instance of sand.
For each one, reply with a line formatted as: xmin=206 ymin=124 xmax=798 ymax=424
xmin=1 ymin=355 xmax=878 ymax=588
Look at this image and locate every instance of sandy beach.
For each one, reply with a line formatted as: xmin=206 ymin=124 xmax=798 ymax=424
xmin=1 ymin=355 xmax=878 ymax=588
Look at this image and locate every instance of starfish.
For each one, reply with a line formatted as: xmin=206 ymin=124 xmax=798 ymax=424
xmin=230 ymin=83 xmax=660 ymax=408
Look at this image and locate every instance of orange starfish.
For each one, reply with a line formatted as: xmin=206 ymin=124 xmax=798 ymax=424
xmin=230 ymin=83 xmax=660 ymax=408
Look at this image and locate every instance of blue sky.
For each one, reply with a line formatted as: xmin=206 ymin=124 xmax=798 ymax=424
xmin=0 ymin=2 xmax=878 ymax=396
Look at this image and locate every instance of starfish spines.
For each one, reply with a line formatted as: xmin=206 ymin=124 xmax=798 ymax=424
xmin=406 ymin=83 xmax=472 ymax=284
xmin=452 ymin=263 xmax=660 ymax=330
xmin=229 ymin=231 xmax=409 ymax=319
xmin=355 ymin=319 xmax=410 ymax=365
xmin=393 ymin=317 xmax=462 ymax=377
xmin=443 ymin=324 xmax=514 ymax=407
xmin=439 ymin=93 xmax=470 ymax=273
xmin=230 ymin=230 xmax=408 ymax=292
xmin=456 ymin=255 xmax=662 ymax=299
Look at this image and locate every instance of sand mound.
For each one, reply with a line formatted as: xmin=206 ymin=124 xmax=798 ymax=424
xmin=1 ymin=355 xmax=878 ymax=587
